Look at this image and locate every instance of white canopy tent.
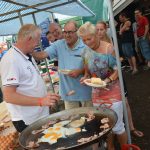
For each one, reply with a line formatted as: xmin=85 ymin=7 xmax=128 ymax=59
xmin=0 ymin=0 xmax=95 ymax=35
xmin=0 ymin=0 xmax=132 ymax=145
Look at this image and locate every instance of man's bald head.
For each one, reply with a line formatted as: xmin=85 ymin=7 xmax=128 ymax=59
xmin=49 ymin=22 xmax=63 ymax=40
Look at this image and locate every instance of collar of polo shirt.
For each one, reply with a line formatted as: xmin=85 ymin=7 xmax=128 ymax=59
xmin=12 ymin=45 xmax=30 ymax=60
xmin=66 ymin=37 xmax=81 ymax=51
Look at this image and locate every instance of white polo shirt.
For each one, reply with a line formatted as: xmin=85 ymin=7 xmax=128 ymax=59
xmin=0 ymin=46 xmax=49 ymax=125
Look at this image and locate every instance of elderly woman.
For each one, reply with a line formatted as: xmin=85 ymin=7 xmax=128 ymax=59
xmin=78 ymin=22 xmax=127 ymax=150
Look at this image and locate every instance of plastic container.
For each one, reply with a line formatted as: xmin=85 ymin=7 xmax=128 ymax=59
xmin=122 ymin=144 xmax=141 ymax=150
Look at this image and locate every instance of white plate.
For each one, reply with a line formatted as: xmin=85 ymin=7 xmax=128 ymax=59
xmin=84 ymin=79 xmax=106 ymax=88
xmin=59 ymin=69 xmax=71 ymax=75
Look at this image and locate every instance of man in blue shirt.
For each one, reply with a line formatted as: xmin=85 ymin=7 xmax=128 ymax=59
xmin=33 ymin=21 xmax=92 ymax=109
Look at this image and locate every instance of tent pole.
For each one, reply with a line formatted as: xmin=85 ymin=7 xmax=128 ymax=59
xmin=107 ymin=0 xmax=131 ymax=144
xmin=18 ymin=11 xmax=23 ymax=26
xmin=31 ymin=14 xmax=55 ymax=94
xmin=32 ymin=13 xmax=37 ymax=26
xmin=31 ymin=15 xmax=60 ymax=112
xmin=51 ymin=12 xmax=55 ymax=22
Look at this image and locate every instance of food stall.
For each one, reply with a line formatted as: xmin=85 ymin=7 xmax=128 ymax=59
xmin=0 ymin=0 xmax=131 ymax=149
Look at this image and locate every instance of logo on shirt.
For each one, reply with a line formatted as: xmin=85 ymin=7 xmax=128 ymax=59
xmin=27 ymin=66 xmax=33 ymax=74
xmin=7 ymin=78 xmax=16 ymax=81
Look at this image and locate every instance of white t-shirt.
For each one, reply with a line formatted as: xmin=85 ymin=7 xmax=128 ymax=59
xmin=0 ymin=46 xmax=49 ymax=125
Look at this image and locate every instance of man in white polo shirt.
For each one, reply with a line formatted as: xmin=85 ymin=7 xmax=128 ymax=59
xmin=0 ymin=24 xmax=60 ymax=132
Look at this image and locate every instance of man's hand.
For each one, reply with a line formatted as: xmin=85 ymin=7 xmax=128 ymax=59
xmin=3 ymin=86 xmax=60 ymax=106
xmin=32 ymin=51 xmax=48 ymax=61
xmin=68 ymin=69 xmax=82 ymax=78
xmin=142 ymin=36 xmax=146 ymax=40
xmin=41 ymin=93 xmax=60 ymax=107
xmin=136 ymin=37 xmax=139 ymax=42
xmin=119 ymin=31 xmax=122 ymax=35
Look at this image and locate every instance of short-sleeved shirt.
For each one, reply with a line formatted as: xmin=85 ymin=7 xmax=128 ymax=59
xmin=0 ymin=46 xmax=49 ymax=125
xmin=82 ymin=47 xmax=121 ymax=104
xmin=45 ymin=38 xmax=92 ymax=101
xmin=137 ymin=16 xmax=149 ymax=37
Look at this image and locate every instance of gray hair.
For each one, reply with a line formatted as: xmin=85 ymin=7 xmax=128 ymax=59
xmin=64 ymin=20 xmax=78 ymax=30
xmin=49 ymin=22 xmax=62 ymax=30
xmin=17 ymin=24 xmax=41 ymax=40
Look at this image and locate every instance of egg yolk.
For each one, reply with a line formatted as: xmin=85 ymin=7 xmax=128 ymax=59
xmin=76 ymin=128 xmax=81 ymax=132
xmin=44 ymin=133 xmax=51 ymax=138
xmin=48 ymin=128 xmax=53 ymax=132
xmin=50 ymin=136 xmax=57 ymax=141
xmin=55 ymin=123 xmax=61 ymax=127
xmin=55 ymin=127 xmax=61 ymax=131
xmin=50 ymin=132 xmax=58 ymax=137
xmin=57 ymin=133 xmax=63 ymax=138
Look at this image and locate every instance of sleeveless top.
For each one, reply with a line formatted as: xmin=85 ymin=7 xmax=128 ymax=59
xmin=121 ymin=20 xmax=134 ymax=43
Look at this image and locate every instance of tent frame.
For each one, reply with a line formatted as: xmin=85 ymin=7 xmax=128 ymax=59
xmin=0 ymin=0 xmax=72 ymax=23
xmin=0 ymin=0 xmax=94 ymax=23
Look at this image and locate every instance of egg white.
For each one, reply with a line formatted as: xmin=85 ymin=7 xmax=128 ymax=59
xmin=65 ymin=127 xmax=81 ymax=136
xmin=53 ymin=120 xmax=71 ymax=127
xmin=39 ymin=120 xmax=82 ymax=145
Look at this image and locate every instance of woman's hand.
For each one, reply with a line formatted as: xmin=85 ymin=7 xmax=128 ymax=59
xmin=104 ymin=78 xmax=111 ymax=84
xmin=80 ymin=74 xmax=90 ymax=84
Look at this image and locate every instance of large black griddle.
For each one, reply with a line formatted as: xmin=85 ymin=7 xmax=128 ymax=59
xmin=19 ymin=107 xmax=117 ymax=150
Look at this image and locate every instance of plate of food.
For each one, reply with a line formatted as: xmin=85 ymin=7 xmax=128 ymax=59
xmin=84 ymin=77 xmax=106 ymax=88
xmin=59 ymin=69 xmax=72 ymax=75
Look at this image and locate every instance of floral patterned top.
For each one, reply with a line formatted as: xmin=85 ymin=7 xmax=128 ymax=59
xmin=82 ymin=47 xmax=122 ymax=105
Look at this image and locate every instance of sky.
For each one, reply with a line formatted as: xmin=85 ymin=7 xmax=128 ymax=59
xmin=54 ymin=13 xmax=74 ymax=21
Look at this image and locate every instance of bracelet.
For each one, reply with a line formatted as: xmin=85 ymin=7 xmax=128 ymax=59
xmin=108 ymin=77 xmax=112 ymax=82
xmin=109 ymin=76 xmax=114 ymax=81
xmin=38 ymin=98 xmax=44 ymax=106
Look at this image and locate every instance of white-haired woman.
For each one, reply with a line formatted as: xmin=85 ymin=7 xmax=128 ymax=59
xmin=78 ymin=22 xmax=127 ymax=150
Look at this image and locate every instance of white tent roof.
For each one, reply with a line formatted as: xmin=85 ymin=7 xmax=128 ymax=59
xmin=0 ymin=0 xmax=95 ymax=35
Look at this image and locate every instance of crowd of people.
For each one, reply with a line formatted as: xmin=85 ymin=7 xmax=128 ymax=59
xmin=118 ymin=9 xmax=150 ymax=73
xmin=0 ymin=7 xmax=149 ymax=149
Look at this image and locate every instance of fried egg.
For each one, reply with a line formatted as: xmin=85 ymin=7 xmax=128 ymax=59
xmin=39 ymin=132 xmax=64 ymax=144
xmin=43 ymin=126 xmax=66 ymax=137
xmin=69 ymin=118 xmax=85 ymax=128
xmin=48 ymin=127 xmax=61 ymax=133
xmin=54 ymin=120 xmax=71 ymax=127
xmin=39 ymin=120 xmax=82 ymax=145
xmin=65 ymin=127 xmax=81 ymax=136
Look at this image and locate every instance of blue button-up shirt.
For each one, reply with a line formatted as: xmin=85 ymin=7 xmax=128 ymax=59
xmin=45 ymin=38 xmax=92 ymax=101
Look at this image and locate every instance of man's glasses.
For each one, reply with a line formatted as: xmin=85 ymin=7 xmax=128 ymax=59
xmin=63 ymin=30 xmax=77 ymax=35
